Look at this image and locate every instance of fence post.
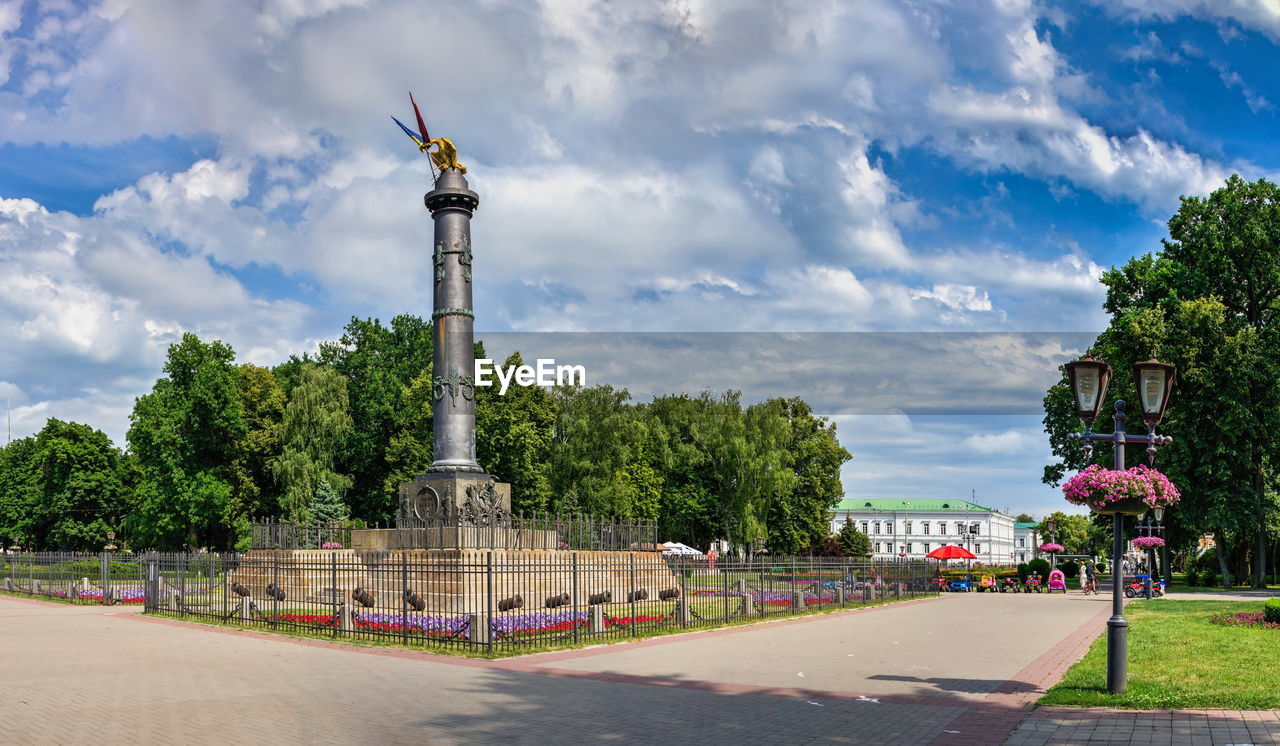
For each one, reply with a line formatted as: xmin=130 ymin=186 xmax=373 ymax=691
xmin=331 ymin=552 xmax=338 ymax=636
xmin=145 ymin=559 xmax=157 ymax=610
xmin=679 ymin=559 xmax=688 ymax=627
xmin=629 ymin=552 xmax=637 ymax=638
xmin=99 ymin=551 xmax=110 ymax=606
xmin=271 ymin=551 xmax=279 ymax=628
xmin=571 ymin=552 xmax=580 ymax=644
xmin=486 ymin=551 xmax=495 ymax=655
xmin=401 ymin=552 xmax=409 ymax=646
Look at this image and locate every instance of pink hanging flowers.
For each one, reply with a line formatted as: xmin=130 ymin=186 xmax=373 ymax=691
xmin=1038 ymin=543 xmax=1065 ymax=553
xmin=1062 ymin=463 xmax=1181 ymax=512
xmin=1133 ymin=536 xmax=1165 ymax=549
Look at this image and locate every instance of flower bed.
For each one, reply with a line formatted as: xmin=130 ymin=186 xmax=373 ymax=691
xmin=264 ymin=609 xmax=675 ymax=641
xmin=1209 ymin=612 xmax=1280 ymax=631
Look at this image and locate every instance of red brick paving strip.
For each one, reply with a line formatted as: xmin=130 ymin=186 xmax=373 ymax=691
xmin=926 ymin=600 xmax=1114 ymax=746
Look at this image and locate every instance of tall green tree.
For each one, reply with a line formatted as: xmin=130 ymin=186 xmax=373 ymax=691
xmin=550 ymin=385 xmax=650 ymax=517
xmin=1043 ymin=175 xmax=1280 ymax=587
xmin=21 ymin=420 xmax=126 ymax=550
xmin=837 ymin=518 xmax=872 ymax=557
xmin=0 ymin=436 xmax=38 ymax=547
xmin=475 ymin=352 xmax=558 ymax=513
xmin=1037 ymin=511 xmax=1095 ymax=555
xmin=230 ymin=364 xmax=286 ymax=518
xmin=273 ymin=363 xmax=354 ymax=522
xmin=321 ymin=315 xmax=432 ymax=521
xmin=761 ymin=398 xmax=851 ymax=555
xmin=127 ymin=333 xmax=247 ymax=549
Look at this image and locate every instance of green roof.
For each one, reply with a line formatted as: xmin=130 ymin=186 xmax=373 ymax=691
xmin=834 ymin=498 xmax=997 ymax=513
xmin=1014 ymin=522 xmax=1039 ymax=530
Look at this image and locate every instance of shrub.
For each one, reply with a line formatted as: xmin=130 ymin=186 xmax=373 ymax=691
xmin=1025 ymin=558 xmax=1051 ymax=577
xmin=1016 ymin=562 xmax=1029 ymax=582
xmin=1185 ymin=568 xmax=1199 ymax=587
xmin=1058 ymin=560 xmax=1079 ymax=579
xmin=1204 ymin=569 xmax=1220 ymax=587
xmin=1264 ymin=599 xmax=1280 ymax=625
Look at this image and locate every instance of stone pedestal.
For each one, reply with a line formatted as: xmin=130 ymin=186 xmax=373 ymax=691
xmin=398 ymin=472 xmax=511 ymax=527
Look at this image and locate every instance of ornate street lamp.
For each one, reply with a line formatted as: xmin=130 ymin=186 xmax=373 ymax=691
xmin=1045 ymin=518 xmax=1058 ymax=567
xmin=104 ymin=530 xmax=117 ymax=553
xmin=1064 ymin=355 xmax=1175 ymax=695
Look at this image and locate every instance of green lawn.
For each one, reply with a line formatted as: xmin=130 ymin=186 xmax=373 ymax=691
xmin=1040 ymin=600 xmax=1280 ymax=709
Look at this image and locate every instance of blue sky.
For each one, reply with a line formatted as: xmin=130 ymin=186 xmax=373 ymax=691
xmin=2 ymin=0 xmax=1279 ymax=518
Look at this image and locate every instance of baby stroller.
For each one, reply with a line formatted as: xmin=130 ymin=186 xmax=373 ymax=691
xmin=1047 ymin=569 xmax=1067 ymax=594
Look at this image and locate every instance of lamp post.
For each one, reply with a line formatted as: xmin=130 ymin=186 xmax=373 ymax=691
xmin=1064 ymin=356 xmax=1175 ymax=695
xmin=1045 ymin=518 xmax=1058 ymax=568
xmin=1138 ymin=507 xmax=1166 ymax=598
xmin=104 ymin=530 xmax=117 ymax=553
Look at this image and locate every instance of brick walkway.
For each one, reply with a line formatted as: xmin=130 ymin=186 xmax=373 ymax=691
xmin=0 ymin=589 xmax=1157 ymax=745
xmin=1007 ymin=707 xmax=1280 ymax=744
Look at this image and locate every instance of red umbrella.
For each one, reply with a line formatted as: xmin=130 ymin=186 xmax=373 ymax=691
xmin=926 ymin=545 xmax=976 ymax=560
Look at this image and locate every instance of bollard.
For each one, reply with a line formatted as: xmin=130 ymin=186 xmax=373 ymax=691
xmin=737 ymin=579 xmax=748 ymax=594
xmin=238 ymin=596 xmax=253 ymax=621
xmin=338 ymin=603 xmax=354 ymax=632
xmin=32 ymin=579 xmax=42 ymax=595
xmin=587 ymin=605 xmax=605 ymax=634
xmin=4 ymin=577 xmax=12 ymax=592
xmin=862 ymin=584 xmax=872 ymax=603
xmin=740 ymin=592 xmax=756 ymax=616
xmin=81 ymin=577 xmax=90 ymax=591
xmin=167 ymin=590 xmax=181 ymax=612
xmin=792 ymin=590 xmax=806 ymax=610
xmin=836 ymin=586 xmax=846 ymax=605
xmin=468 ymin=613 xmax=490 ymax=645
xmin=675 ymin=598 xmax=692 ymax=625
xmin=68 ymin=583 xmax=77 ymax=600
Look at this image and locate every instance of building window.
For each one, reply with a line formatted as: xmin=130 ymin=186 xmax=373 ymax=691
xmin=875 ymin=543 xmax=881 ymax=553
xmin=1017 ymin=537 xmax=1025 ymax=547
xmin=861 ymin=521 xmax=869 ymax=534
xmin=924 ymin=543 xmax=931 ymax=554
xmin=975 ymin=543 xmax=982 ymax=554
xmin=906 ymin=521 xmax=913 ymax=535
xmin=874 ymin=521 xmax=881 ymax=535
xmin=922 ymin=521 xmax=930 ymax=535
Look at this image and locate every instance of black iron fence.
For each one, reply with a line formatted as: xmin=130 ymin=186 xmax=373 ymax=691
xmin=0 ymin=552 xmax=149 ymax=605
xmin=250 ymin=519 xmax=357 ymax=551
xmin=133 ymin=553 xmax=934 ymax=652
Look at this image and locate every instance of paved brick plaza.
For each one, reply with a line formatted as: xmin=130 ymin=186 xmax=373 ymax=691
xmin=2 ymin=589 xmax=1275 ymax=744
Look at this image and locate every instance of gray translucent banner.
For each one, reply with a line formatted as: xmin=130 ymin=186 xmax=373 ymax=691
xmin=466 ymin=332 xmax=1100 ymax=414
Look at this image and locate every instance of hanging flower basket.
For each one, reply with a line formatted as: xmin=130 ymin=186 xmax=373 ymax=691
xmin=1133 ymin=536 xmax=1165 ymax=549
xmin=1062 ymin=464 xmax=1181 ymax=516
xmin=1038 ymin=543 xmax=1065 ymax=553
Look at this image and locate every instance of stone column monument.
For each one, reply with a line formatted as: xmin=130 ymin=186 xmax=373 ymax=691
xmin=397 ymin=159 xmax=512 ymax=532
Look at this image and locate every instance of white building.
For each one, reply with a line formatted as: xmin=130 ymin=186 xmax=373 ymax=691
xmin=831 ymin=498 xmax=1017 ymax=566
xmin=1013 ymin=522 xmax=1041 ymax=564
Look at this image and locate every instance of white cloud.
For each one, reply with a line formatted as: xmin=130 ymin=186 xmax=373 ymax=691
xmin=1096 ymin=0 xmax=1280 ymax=41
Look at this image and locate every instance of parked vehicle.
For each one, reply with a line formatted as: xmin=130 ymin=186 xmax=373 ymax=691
xmin=1000 ymin=576 xmax=1021 ymax=593
xmin=1047 ymin=569 xmax=1067 ymax=593
xmin=1124 ymin=575 xmax=1165 ymax=598
xmin=976 ymin=575 xmax=997 ymax=592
